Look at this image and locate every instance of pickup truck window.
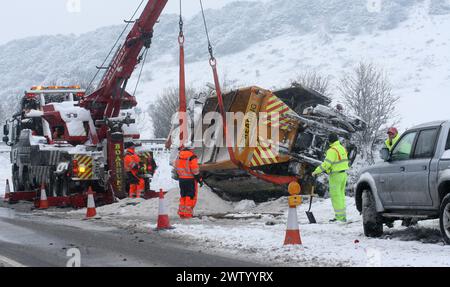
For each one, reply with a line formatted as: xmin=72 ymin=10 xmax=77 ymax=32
xmin=413 ymin=128 xmax=438 ymax=158
xmin=391 ymin=132 xmax=417 ymax=161
xmin=446 ymin=130 xmax=450 ymax=150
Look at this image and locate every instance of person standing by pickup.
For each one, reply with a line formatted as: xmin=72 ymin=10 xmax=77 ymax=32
xmin=385 ymin=127 xmax=400 ymax=151
xmin=312 ymin=133 xmax=350 ymax=223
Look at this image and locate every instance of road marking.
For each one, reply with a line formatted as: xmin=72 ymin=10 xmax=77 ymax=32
xmin=0 ymin=255 xmax=27 ymax=267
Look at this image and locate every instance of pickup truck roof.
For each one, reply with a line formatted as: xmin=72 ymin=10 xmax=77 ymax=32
xmin=409 ymin=120 xmax=447 ymax=130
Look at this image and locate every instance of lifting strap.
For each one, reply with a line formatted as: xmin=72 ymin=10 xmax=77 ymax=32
xmin=178 ymin=0 xmax=188 ymax=147
xmin=199 ymin=0 xmax=297 ymax=186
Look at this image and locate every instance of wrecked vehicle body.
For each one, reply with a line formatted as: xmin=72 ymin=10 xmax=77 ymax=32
xmin=169 ymin=84 xmax=366 ymax=202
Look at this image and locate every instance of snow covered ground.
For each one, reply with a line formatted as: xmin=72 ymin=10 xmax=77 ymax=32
xmin=1 ymin=149 xmax=449 ymax=266
xmin=38 ymin=190 xmax=450 ymax=267
xmin=2 ymin=152 xmax=447 ymax=267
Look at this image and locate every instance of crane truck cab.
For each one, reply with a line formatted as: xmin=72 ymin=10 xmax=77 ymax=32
xmin=3 ymin=85 xmax=157 ymax=206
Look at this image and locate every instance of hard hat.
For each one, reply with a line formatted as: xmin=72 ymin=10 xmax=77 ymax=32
xmin=124 ymin=142 xmax=135 ymax=149
xmin=335 ymin=104 xmax=344 ymax=112
xmin=328 ymin=133 xmax=339 ymax=143
xmin=387 ymin=127 xmax=398 ymax=136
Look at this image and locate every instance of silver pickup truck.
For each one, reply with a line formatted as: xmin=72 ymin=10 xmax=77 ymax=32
xmin=354 ymin=120 xmax=450 ymax=244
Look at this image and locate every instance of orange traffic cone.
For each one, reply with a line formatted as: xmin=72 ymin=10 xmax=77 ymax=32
xmin=155 ymin=189 xmax=173 ymax=230
xmin=3 ymin=179 xmax=11 ymax=202
xmin=86 ymin=187 xmax=97 ymax=219
xmin=39 ymin=184 xmax=49 ymax=210
xmin=284 ymin=206 xmax=302 ymax=245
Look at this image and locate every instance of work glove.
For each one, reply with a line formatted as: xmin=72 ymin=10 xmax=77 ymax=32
xmin=195 ymin=175 xmax=204 ymax=187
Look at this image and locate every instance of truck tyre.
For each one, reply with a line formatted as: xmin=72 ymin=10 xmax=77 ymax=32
xmin=362 ymin=189 xmax=383 ymax=238
xmin=439 ymin=194 xmax=450 ymax=245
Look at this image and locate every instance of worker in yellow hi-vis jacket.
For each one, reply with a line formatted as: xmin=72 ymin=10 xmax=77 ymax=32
xmin=312 ymin=133 xmax=350 ymax=223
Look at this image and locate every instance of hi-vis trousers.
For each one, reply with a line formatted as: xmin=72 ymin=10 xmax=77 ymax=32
xmin=178 ymin=178 xmax=198 ymax=219
xmin=329 ymin=172 xmax=348 ymax=221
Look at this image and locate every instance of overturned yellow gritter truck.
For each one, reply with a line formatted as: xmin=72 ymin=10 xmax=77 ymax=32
xmin=169 ymin=84 xmax=366 ymax=202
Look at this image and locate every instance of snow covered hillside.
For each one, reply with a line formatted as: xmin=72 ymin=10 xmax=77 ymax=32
xmin=1 ymin=0 xmax=449 ymax=133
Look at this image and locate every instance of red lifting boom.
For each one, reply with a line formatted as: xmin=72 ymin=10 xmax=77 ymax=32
xmin=80 ymin=0 xmax=168 ymax=198
xmin=81 ymin=0 xmax=168 ymax=135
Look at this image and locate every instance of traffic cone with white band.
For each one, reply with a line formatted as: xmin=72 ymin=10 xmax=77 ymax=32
xmin=3 ymin=179 xmax=10 ymax=203
xmin=86 ymin=186 xmax=97 ymax=218
xmin=39 ymin=183 xmax=49 ymax=209
xmin=284 ymin=182 xmax=303 ymax=245
xmin=155 ymin=189 xmax=173 ymax=230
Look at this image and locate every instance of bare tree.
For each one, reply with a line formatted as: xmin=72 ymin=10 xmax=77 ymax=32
xmin=339 ymin=62 xmax=400 ymax=163
xmin=293 ymin=70 xmax=331 ymax=97
xmin=148 ymin=86 xmax=196 ymax=138
xmin=134 ymin=107 xmax=151 ymax=132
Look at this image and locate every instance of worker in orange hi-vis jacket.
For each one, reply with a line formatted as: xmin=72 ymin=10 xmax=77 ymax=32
xmin=175 ymin=145 xmax=203 ymax=219
xmin=124 ymin=143 xmax=144 ymax=199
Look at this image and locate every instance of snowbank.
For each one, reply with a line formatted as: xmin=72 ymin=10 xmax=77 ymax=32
xmin=168 ymin=197 xmax=450 ymax=267
xmin=69 ymin=186 xmax=233 ymax=220
xmin=0 ymin=153 xmax=11 ymax=197
xmin=66 ymin=188 xmax=450 ymax=267
xmin=149 ymin=151 xmax=178 ymax=192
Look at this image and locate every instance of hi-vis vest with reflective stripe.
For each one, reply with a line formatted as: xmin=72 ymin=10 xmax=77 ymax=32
xmin=124 ymin=149 xmax=140 ymax=172
xmin=315 ymin=141 xmax=349 ymax=175
xmin=176 ymin=150 xmax=200 ymax=179
xmin=385 ymin=134 xmax=400 ymax=151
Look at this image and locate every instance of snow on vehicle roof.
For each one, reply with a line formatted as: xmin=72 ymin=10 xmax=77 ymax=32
xmin=27 ymin=89 xmax=85 ymax=94
xmin=51 ymin=102 xmax=93 ymax=137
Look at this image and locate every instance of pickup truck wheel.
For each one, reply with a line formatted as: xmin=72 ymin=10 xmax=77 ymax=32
xmin=439 ymin=194 xmax=450 ymax=245
xmin=362 ymin=190 xmax=383 ymax=238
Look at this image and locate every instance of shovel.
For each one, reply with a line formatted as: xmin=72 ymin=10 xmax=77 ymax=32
xmin=305 ymin=186 xmax=317 ymax=224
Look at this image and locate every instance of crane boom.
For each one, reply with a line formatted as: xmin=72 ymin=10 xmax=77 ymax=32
xmin=81 ymin=0 xmax=167 ymax=126
xmin=79 ymin=0 xmax=167 ymax=198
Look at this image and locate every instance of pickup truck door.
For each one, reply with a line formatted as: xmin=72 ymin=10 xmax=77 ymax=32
xmin=403 ymin=128 xmax=438 ymax=206
xmin=383 ymin=131 xmax=418 ymax=206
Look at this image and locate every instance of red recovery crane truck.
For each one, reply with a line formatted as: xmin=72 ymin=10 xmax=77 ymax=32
xmin=79 ymin=0 xmax=167 ymax=200
xmin=2 ymin=0 xmax=168 ymax=207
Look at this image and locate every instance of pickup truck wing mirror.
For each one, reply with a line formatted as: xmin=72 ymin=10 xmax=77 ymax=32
xmin=380 ymin=147 xmax=391 ymax=161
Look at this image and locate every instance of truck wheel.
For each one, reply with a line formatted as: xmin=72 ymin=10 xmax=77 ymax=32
xmin=362 ymin=189 xmax=383 ymax=238
xmin=439 ymin=194 xmax=450 ymax=245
